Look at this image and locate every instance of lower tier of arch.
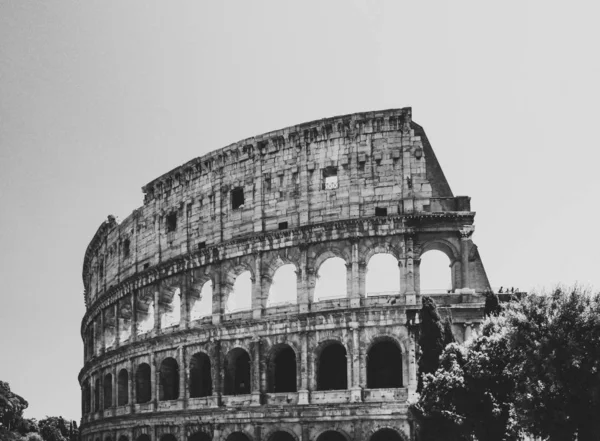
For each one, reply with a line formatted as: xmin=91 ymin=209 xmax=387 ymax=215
xmin=81 ymin=404 xmax=412 ymax=441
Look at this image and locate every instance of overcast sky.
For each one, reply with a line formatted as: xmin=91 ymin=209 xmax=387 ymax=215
xmin=1 ymin=0 xmax=599 ymax=421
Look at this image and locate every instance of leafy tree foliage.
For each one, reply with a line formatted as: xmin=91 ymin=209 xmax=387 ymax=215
xmin=0 ymin=382 xmax=28 ymax=431
xmin=412 ymin=285 xmax=600 ymax=441
xmin=507 ymin=286 xmax=600 ymax=440
xmin=483 ymin=291 xmax=501 ymax=317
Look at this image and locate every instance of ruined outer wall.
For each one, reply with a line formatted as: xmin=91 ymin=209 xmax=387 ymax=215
xmin=83 ymin=108 xmax=462 ymax=306
xmin=79 ymin=108 xmax=492 ymax=441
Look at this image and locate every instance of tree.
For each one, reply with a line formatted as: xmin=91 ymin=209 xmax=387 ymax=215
xmin=483 ymin=291 xmax=501 ymax=317
xmin=38 ymin=417 xmax=77 ymax=441
xmin=0 ymin=382 xmax=28 ymax=431
xmin=417 ymin=296 xmax=448 ymax=392
xmin=412 ymin=285 xmax=600 ymax=441
xmin=411 ymin=315 xmax=520 ymax=441
xmin=507 ymin=286 xmax=600 ymax=441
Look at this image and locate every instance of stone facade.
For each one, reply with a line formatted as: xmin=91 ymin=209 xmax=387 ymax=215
xmin=79 ymin=108 xmax=491 ymax=441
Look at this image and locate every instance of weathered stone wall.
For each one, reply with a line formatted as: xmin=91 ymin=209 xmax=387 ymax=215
xmin=79 ymin=108 xmax=493 ymax=441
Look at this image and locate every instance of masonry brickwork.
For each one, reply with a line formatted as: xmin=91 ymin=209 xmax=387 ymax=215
xmin=79 ymin=108 xmax=492 ymax=441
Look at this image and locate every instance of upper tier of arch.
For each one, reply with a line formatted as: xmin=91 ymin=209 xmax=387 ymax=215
xmin=82 ymin=108 xmax=472 ymax=308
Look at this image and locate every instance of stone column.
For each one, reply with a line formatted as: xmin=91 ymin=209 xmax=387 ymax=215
xmin=252 ymin=253 xmax=263 ymax=320
xmin=350 ymin=322 xmax=362 ymax=402
xmin=177 ymin=346 xmax=185 ymax=406
xmin=114 ymin=303 xmax=120 ymax=348
xmin=213 ymin=341 xmax=222 ymax=407
xmin=251 ymin=337 xmax=261 ymax=406
xmin=459 ymin=226 xmax=474 ymax=289
xmin=212 ymin=266 xmax=222 ymax=325
xmin=298 ymin=246 xmax=310 ymax=313
xmin=403 ymin=234 xmax=416 ymax=304
xmin=112 ymin=367 xmax=117 ymax=408
xmin=129 ymin=358 xmax=135 ymax=410
xmin=350 ymin=239 xmax=361 ymax=307
xmin=153 ymin=288 xmax=161 ymax=335
xmin=131 ymin=292 xmax=138 ymax=343
xmin=180 ymin=276 xmax=189 ymax=330
xmin=298 ymin=331 xmax=309 ymax=404
xmin=100 ymin=311 xmax=106 ymax=355
xmin=150 ymin=351 xmax=157 ymax=409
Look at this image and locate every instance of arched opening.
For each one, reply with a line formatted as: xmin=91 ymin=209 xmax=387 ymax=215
xmin=94 ymin=378 xmax=100 ymax=411
xmin=160 ymin=287 xmax=181 ymax=329
xmin=117 ymin=369 xmax=129 ymax=406
xmin=159 ymin=357 xmax=179 ymax=400
xmin=314 ymin=257 xmax=347 ymax=301
xmin=267 ymin=345 xmax=297 ymax=393
xmin=316 ymin=431 xmax=346 ymax=441
xmin=103 ymin=373 xmax=113 ymax=409
xmin=268 ymin=432 xmax=295 ymax=441
xmin=317 ymin=342 xmax=347 ymax=390
xmin=190 ymin=280 xmax=213 ymax=320
xmin=136 ymin=292 xmax=155 ymax=335
xmin=118 ymin=297 xmax=132 ymax=342
xmin=366 ymin=253 xmax=400 ymax=296
xmin=188 ymin=432 xmax=211 ymax=441
xmin=189 ymin=352 xmax=212 ymax=398
xmin=135 ymin=363 xmax=151 ymax=403
xmin=135 ymin=435 xmax=150 ymax=441
xmin=82 ymin=380 xmax=91 ymax=414
xmin=226 ymin=271 xmax=252 ymax=312
xmin=160 ymin=435 xmax=177 ymax=441
xmin=267 ymin=264 xmax=297 ymax=306
xmin=226 ymin=433 xmax=250 ymax=441
xmin=419 ymin=250 xmax=453 ymax=294
xmin=370 ymin=429 xmax=404 ymax=441
xmin=224 ymin=348 xmax=251 ymax=395
xmin=104 ymin=308 xmax=116 ymax=348
xmin=367 ymin=340 xmax=403 ymax=388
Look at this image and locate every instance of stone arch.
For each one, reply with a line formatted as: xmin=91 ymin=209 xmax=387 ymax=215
xmin=103 ymin=373 xmax=113 ymax=409
xmin=117 ymin=368 xmax=128 ymax=406
xmin=136 ymin=288 xmax=155 ymax=335
xmin=265 ymin=429 xmax=298 ymax=441
xmin=223 ymin=262 xmax=254 ymax=313
xmin=266 ymin=343 xmax=297 ymax=393
xmin=313 ymin=429 xmax=350 ymax=441
xmin=365 ymin=334 xmax=410 ymax=389
xmin=159 ymin=277 xmax=182 ymax=329
xmin=190 ymin=279 xmax=213 ymax=320
xmin=159 ymin=357 xmax=179 ymax=400
xmin=313 ymin=249 xmax=349 ymax=302
xmin=367 ymin=339 xmax=403 ymax=388
xmin=419 ymin=239 xmax=460 ymax=262
xmin=315 ymin=339 xmax=348 ymax=391
xmin=189 ymin=352 xmax=212 ymax=398
xmin=223 ymin=431 xmax=253 ymax=441
xmin=363 ymin=242 xmax=402 ymax=264
xmin=366 ymin=426 xmax=409 ymax=441
xmin=188 ymin=432 xmax=211 ymax=441
xmin=223 ymin=347 xmax=251 ymax=395
xmin=311 ymin=246 xmax=351 ymax=273
xmin=135 ymin=363 xmax=152 ymax=403
xmin=267 ymin=263 xmax=298 ymax=306
xmin=365 ymin=252 xmax=401 ymax=295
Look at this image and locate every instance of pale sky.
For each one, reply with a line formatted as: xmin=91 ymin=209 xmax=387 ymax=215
xmin=1 ymin=0 xmax=599 ymax=421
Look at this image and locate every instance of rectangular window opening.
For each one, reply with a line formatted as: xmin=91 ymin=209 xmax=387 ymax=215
xmin=166 ymin=212 xmax=177 ymax=232
xmin=375 ymin=207 xmax=388 ymax=216
xmin=198 ymin=241 xmax=206 ymax=250
xmin=231 ymin=187 xmax=245 ymax=209
xmin=322 ymin=166 xmax=338 ymax=190
xmin=278 ymin=221 xmax=288 ymax=230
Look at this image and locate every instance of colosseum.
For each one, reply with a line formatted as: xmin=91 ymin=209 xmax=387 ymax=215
xmin=79 ymin=107 xmax=492 ymax=441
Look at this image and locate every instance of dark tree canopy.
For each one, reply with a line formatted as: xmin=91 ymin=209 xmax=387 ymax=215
xmin=417 ymin=296 xmax=447 ymax=392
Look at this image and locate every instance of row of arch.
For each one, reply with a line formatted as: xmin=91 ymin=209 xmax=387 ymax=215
xmin=82 ymin=339 xmax=403 ymax=413
xmin=86 ymin=251 xmax=452 ymax=359
xmin=96 ymin=428 xmax=404 ymax=441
